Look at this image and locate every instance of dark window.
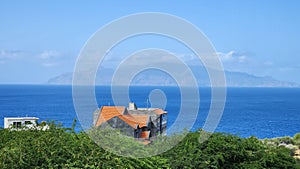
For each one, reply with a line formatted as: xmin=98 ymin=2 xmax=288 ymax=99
xmin=13 ymin=122 xmax=21 ymax=128
xmin=25 ymin=121 xmax=32 ymax=125
xmin=134 ymin=129 xmax=139 ymax=138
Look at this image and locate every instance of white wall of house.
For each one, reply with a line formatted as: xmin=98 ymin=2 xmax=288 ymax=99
xmin=4 ymin=117 xmax=39 ymax=129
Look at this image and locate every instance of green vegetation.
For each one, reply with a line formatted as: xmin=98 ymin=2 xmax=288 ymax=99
xmin=0 ymin=123 xmax=299 ymax=168
xmin=294 ymin=133 xmax=300 ymax=145
xmin=263 ymin=133 xmax=300 ymax=165
xmin=264 ymin=136 xmax=296 ymax=146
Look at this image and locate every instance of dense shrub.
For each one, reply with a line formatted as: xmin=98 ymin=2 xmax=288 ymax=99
xmin=0 ymin=125 xmax=299 ymax=168
xmin=294 ymin=133 xmax=300 ymax=145
xmin=162 ymin=131 xmax=299 ymax=169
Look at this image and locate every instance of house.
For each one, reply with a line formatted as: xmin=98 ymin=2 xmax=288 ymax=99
xmin=93 ymin=102 xmax=167 ymax=140
xmin=4 ymin=117 xmax=39 ymax=129
xmin=4 ymin=117 xmax=49 ymax=130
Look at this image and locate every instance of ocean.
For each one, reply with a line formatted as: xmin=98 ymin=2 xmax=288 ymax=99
xmin=0 ymin=85 xmax=299 ymax=138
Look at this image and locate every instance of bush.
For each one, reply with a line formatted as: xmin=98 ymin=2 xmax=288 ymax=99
xmin=294 ymin=133 xmax=300 ymax=145
xmin=162 ymin=132 xmax=300 ymax=169
xmin=0 ymin=125 xmax=299 ymax=168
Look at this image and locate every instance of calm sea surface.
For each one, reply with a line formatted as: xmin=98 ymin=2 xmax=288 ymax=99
xmin=0 ymin=85 xmax=299 ymax=138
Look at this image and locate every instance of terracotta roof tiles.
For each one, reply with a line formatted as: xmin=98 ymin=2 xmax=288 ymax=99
xmin=95 ymin=106 xmax=149 ymax=129
xmin=95 ymin=106 xmax=125 ymax=126
xmin=154 ymin=108 xmax=167 ymax=115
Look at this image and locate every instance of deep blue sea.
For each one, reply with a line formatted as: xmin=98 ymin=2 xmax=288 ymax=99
xmin=0 ymin=85 xmax=299 ymax=138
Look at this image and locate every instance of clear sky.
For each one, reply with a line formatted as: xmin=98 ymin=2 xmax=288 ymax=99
xmin=1 ymin=1 xmax=300 ymax=84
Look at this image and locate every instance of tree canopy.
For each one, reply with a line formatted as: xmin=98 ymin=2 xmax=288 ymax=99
xmin=0 ymin=124 xmax=299 ymax=168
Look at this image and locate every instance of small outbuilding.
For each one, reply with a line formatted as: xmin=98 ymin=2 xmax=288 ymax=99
xmin=4 ymin=117 xmax=39 ymax=129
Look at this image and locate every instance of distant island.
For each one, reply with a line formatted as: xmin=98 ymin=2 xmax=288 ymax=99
xmin=47 ymin=67 xmax=299 ymax=87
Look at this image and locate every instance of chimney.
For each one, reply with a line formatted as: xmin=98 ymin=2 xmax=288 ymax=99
xmin=128 ymin=102 xmax=137 ymax=110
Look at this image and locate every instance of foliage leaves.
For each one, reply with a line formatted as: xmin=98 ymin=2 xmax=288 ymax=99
xmin=0 ymin=125 xmax=299 ymax=168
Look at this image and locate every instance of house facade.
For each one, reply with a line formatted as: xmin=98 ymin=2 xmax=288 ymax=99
xmin=4 ymin=117 xmax=39 ymax=129
xmin=93 ymin=102 xmax=167 ymax=140
xmin=4 ymin=117 xmax=49 ymax=130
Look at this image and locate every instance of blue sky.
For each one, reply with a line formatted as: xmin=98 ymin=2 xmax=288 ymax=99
xmin=1 ymin=1 xmax=300 ymax=84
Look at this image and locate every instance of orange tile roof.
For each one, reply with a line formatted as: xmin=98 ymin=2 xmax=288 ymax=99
xmin=119 ymin=114 xmax=149 ymax=128
xmin=131 ymin=115 xmax=149 ymax=127
xmin=95 ymin=106 xmax=125 ymax=126
xmin=154 ymin=108 xmax=167 ymax=115
xmin=118 ymin=114 xmax=139 ymax=128
xmin=140 ymin=131 xmax=150 ymax=138
xmin=95 ymin=106 xmax=149 ymax=129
